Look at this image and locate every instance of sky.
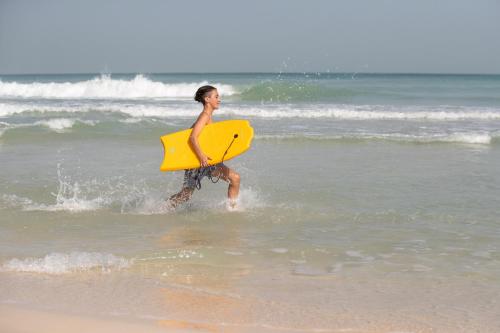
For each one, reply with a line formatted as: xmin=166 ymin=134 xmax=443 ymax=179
xmin=0 ymin=0 xmax=499 ymax=74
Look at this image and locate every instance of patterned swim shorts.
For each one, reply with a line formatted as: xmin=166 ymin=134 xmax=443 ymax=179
xmin=183 ymin=163 xmax=224 ymax=190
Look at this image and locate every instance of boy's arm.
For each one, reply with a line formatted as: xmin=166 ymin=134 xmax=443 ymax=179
xmin=189 ymin=113 xmax=212 ymax=167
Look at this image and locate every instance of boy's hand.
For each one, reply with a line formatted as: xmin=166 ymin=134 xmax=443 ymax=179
xmin=200 ymin=154 xmax=212 ymax=168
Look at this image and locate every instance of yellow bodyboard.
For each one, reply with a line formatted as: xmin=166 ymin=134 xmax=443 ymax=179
xmin=160 ymin=120 xmax=254 ymax=172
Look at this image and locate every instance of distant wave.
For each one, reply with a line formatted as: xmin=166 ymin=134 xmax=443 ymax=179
xmin=36 ymin=118 xmax=76 ymax=131
xmin=0 ymin=76 xmax=363 ymax=102
xmin=2 ymin=102 xmax=500 ymax=120
xmin=0 ymin=74 xmax=236 ymax=99
xmin=2 ymin=119 xmax=495 ymax=145
xmin=2 ymin=74 xmax=500 ymax=105
xmin=256 ymin=132 xmax=497 ymax=145
xmin=1 ymin=252 xmax=131 ymax=274
xmin=0 ymin=118 xmax=96 ymax=136
xmin=223 ymin=106 xmax=500 ymax=120
xmin=34 ymin=118 xmax=96 ymax=132
xmin=237 ymin=81 xmax=355 ymax=102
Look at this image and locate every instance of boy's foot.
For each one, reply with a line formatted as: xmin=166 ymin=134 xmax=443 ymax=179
xmin=163 ymin=199 xmax=177 ymax=211
xmin=226 ymin=199 xmax=238 ymax=211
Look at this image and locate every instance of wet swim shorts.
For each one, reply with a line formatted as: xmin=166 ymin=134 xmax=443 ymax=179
xmin=183 ymin=163 xmax=224 ymax=190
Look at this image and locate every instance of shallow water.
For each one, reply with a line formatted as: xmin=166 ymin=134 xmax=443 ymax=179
xmin=1 ymin=73 xmax=500 ymax=331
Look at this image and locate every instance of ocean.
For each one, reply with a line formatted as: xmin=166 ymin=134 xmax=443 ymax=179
xmin=1 ymin=73 xmax=499 ymax=332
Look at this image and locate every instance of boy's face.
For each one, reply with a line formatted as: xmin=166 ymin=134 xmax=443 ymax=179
xmin=205 ymin=90 xmax=220 ymax=109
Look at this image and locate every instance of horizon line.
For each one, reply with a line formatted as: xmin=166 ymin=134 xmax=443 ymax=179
xmin=1 ymin=71 xmax=500 ymax=76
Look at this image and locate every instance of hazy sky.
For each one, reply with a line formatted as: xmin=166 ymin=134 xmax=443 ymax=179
xmin=1 ymin=0 xmax=499 ymax=74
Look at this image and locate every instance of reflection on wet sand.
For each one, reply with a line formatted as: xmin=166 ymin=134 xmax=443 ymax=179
xmin=156 ymin=223 xmax=253 ymax=331
xmin=153 ymin=224 xmax=339 ymax=332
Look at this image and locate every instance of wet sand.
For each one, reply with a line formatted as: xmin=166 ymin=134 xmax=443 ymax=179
xmin=0 ymin=304 xmax=172 ymax=333
xmin=2 ymin=269 xmax=500 ymax=333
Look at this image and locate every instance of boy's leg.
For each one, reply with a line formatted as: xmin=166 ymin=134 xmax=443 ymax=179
xmin=167 ymin=168 xmax=199 ymax=208
xmin=168 ymin=187 xmax=194 ymax=208
xmin=211 ymin=164 xmax=240 ymax=202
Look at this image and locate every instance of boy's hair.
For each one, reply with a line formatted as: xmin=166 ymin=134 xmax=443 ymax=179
xmin=194 ymin=85 xmax=216 ymax=105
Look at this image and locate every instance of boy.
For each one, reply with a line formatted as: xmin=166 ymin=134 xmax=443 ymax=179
xmin=168 ymin=86 xmax=240 ymax=209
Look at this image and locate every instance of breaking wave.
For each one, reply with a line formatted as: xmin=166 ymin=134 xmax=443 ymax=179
xmin=2 ymin=102 xmax=500 ymax=120
xmin=0 ymin=74 xmax=236 ymax=99
xmin=256 ymin=132 xmax=498 ymax=145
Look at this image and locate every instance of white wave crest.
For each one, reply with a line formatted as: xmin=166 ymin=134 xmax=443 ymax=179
xmin=0 ymin=119 xmax=96 ymax=135
xmin=227 ymin=106 xmax=500 ymax=120
xmin=2 ymin=102 xmax=500 ymax=120
xmin=364 ymin=132 xmax=493 ymax=144
xmin=35 ymin=118 xmax=96 ymax=132
xmin=0 ymin=75 xmax=236 ymax=99
xmin=1 ymin=252 xmax=131 ymax=274
xmin=440 ymin=133 xmax=492 ymax=144
xmin=256 ymin=132 xmax=495 ymax=145
xmin=35 ymin=118 xmax=76 ymax=131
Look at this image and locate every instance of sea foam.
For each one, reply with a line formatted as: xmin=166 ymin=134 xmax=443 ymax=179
xmin=35 ymin=118 xmax=76 ymax=131
xmin=1 ymin=252 xmax=131 ymax=274
xmin=0 ymin=75 xmax=236 ymax=99
xmin=2 ymin=101 xmax=500 ymax=120
xmin=255 ymin=132 xmax=496 ymax=145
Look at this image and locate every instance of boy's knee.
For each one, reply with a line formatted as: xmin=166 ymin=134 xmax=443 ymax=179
xmin=230 ymin=172 xmax=240 ymax=185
